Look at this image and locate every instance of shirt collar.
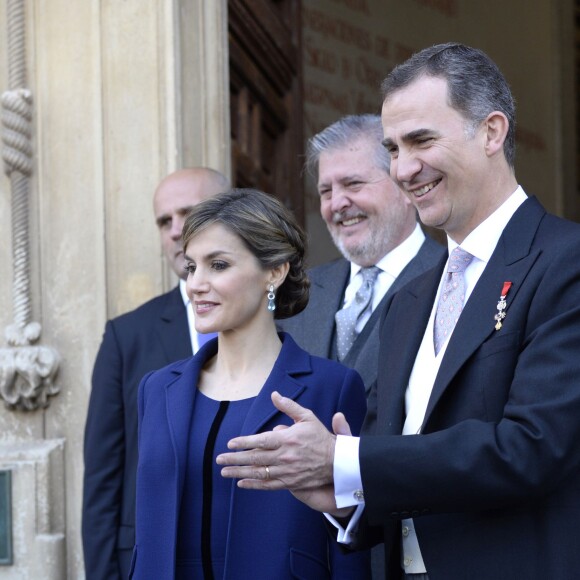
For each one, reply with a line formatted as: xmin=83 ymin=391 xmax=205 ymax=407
xmin=350 ymin=222 xmax=426 ymax=280
xmin=447 ymin=186 xmax=527 ymax=263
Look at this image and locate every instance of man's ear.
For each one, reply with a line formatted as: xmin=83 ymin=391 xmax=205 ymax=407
xmin=483 ymin=111 xmax=509 ymax=158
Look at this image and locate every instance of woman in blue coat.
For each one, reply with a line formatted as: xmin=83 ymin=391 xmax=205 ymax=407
xmin=130 ymin=188 xmax=370 ymax=579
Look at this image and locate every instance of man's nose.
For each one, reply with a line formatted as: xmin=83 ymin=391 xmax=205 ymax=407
xmin=329 ymin=187 xmax=351 ymax=213
xmin=393 ymin=150 xmax=421 ymax=184
xmin=170 ymin=216 xmax=184 ymax=240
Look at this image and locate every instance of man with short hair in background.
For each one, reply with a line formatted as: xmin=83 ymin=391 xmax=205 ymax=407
xmin=280 ymin=114 xmax=444 ymax=393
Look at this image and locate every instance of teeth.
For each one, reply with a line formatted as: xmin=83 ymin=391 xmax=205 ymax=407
xmin=414 ymin=180 xmax=440 ymax=197
xmin=342 ymin=216 xmax=363 ymax=226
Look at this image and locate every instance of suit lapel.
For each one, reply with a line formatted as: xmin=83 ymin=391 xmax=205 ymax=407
xmin=423 ymin=197 xmax=545 ymax=424
xmin=345 ymin=238 xmax=445 ymax=388
xmin=308 ymin=260 xmax=350 ymax=358
xmin=156 ymin=286 xmax=192 ymax=362
xmin=380 ymin=262 xmax=445 ymax=431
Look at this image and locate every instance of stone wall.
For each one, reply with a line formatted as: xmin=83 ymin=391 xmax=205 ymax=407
xmin=0 ymin=1 xmax=229 ymax=577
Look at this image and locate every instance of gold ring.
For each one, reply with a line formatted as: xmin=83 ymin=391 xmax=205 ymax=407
xmin=265 ymin=466 xmax=270 ymax=480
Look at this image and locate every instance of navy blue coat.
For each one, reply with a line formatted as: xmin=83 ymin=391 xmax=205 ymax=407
xmin=83 ymin=287 xmax=191 ymax=580
xmin=131 ymin=333 xmax=371 ymax=579
xmin=358 ymin=197 xmax=580 ymax=579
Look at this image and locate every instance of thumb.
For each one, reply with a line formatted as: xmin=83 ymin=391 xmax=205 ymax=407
xmin=332 ymin=412 xmax=352 ymax=436
xmin=271 ymin=391 xmax=314 ymax=424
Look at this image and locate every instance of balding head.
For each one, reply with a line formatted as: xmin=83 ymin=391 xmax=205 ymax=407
xmin=153 ymin=167 xmax=230 ymax=278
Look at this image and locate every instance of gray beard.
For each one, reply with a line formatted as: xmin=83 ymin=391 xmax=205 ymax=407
xmin=330 ymin=227 xmax=390 ymax=266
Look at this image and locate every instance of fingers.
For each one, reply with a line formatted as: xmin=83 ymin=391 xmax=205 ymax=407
xmin=222 ymin=430 xmax=282 ymax=453
xmin=332 ymin=412 xmax=352 ymax=436
xmin=217 ymin=446 xmax=277 ymax=467
xmin=220 ymin=464 xmax=286 ymax=491
xmin=236 ymin=477 xmax=287 ymax=491
xmin=271 ymin=391 xmax=315 ymax=424
xmin=220 ymin=463 xmax=272 ymax=481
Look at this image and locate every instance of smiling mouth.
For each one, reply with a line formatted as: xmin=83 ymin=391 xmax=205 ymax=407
xmin=410 ymin=179 xmax=442 ymax=198
xmin=195 ymin=302 xmax=217 ymax=313
xmin=333 ymin=214 xmax=366 ymax=227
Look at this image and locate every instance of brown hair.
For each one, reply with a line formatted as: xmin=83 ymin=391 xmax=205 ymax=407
xmin=182 ymin=188 xmax=309 ymax=319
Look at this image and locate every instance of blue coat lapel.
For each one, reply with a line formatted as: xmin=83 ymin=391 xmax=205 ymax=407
xmin=240 ymin=334 xmax=310 ymax=436
xmin=164 ymin=340 xmax=218 ymax=498
xmin=423 ymin=197 xmax=545 ymax=425
xmin=162 ymin=335 xmax=311 ymax=495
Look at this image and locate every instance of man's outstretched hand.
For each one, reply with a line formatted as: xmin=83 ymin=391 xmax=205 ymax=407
xmin=217 ymin=391 xmax=354 ymax=516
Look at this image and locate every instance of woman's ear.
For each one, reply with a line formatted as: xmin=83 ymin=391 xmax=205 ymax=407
xmin=269 ymin=262 xmax=290 ymax=289
xmin=483 ymin=111 xmax=509 ymax=158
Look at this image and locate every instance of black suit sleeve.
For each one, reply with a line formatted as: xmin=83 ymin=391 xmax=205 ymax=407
xmin=82 ymin=321 xmax=126 ymax=580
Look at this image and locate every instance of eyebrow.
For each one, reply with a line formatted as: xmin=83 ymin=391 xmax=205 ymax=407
xmin=382 ymin=128 xmax=439 ymax=149
xmin=318 ymin=173 xmax=366 ymax=188
xmin=155 ymin=205 xmax=195 ymax=227
xmin=183 ymin=250 xmax=235 ymax=261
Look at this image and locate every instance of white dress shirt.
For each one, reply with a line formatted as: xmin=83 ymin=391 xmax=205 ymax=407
xmin=179 ymin=279 xmax=204 ymax=354
xmin=328 ymin=187 xmax=528 ymax=572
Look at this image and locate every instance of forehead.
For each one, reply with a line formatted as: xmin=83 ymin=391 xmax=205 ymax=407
xmin=381 ymin=76 xmax=466 ymax=140
xmin=318 ymin=138 xmax=381 ymax=181
xmin=185 ymin=222 xmax=240 ymax=254
xmin=153 ymin=176 xmax=211 ymax=215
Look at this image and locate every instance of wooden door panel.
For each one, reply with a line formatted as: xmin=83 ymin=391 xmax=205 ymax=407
xmin=229 ymin=0 xmax=304 ymax=222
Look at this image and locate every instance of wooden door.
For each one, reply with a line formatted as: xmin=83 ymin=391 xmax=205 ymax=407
xmin=229 ymin=0 xmax=304 ymax=223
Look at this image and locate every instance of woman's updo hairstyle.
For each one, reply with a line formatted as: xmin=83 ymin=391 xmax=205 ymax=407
xmin=182 ymin=188 xmax=310 ymax=319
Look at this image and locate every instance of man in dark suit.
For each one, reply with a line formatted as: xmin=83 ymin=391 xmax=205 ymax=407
xmin=82 ymin=167 xmax=230 ymax=580
xmin=217 ymin=44 xmax=580 ymax=579
xmin=279 ymin=114 xmax=444 ymax=393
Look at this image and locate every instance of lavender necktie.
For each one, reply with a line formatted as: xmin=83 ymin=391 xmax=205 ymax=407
xmin=433 ymin=247 xmax=474 ymax=355
xmin=335 ymin=266 xmax=381 ymax=361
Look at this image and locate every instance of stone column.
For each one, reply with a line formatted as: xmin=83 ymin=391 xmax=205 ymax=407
xmin=0 ymin=0 xmax=230 ymax=577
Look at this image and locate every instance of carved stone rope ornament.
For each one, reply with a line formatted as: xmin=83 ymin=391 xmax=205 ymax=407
xmin=1 ymin=0 xmax=60 ymax=411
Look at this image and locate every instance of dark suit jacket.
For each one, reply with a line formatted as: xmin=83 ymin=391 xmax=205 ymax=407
xmin=357 ymin=197 xmax=580 ymax=579
xmin=130 ymin=333 xmax=371 ymax=580
xmin=82 ymin=287 xmax=192 ymax=580
xmin=279 ymin=236 xmax=445 ymax=392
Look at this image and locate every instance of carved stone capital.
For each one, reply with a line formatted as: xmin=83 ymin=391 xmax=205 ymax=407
xmin=0 ymin=325 xmax=60 ymax=411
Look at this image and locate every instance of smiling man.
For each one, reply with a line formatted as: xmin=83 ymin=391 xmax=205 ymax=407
xmin=279 ymin=115 xmax=444 ymax=396
xmin=218 ymin=44 xmax=580 ymax=580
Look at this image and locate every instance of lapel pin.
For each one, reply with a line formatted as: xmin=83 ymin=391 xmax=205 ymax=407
xmin=494 ymin=281 xmax=512 ymax=330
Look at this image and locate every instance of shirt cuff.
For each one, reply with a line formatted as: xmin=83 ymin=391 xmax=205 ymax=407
xmin=333 ymin=435 xmax=364 ymax=509
xmin=324 ymin=504 xmax=365 ymax=544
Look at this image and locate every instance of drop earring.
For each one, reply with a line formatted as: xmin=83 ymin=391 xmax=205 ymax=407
xmin=267 ymin=284 xmax=276 ymax=312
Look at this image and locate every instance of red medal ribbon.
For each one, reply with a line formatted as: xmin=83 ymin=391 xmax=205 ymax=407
xmin=501 ymin=281 xmax=512 ymax=297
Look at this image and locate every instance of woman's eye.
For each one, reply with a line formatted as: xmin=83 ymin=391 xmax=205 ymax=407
xmin=212 ymin=261 xmax=228 ymax=271
xmin=184 ymin=263 xmax=196 ymax=274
